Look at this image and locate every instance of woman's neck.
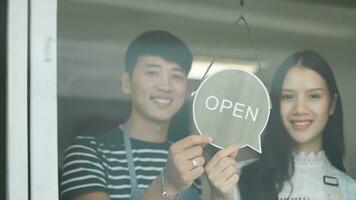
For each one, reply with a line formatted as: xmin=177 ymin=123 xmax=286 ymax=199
xmin=295 ymin=136 xmax=322 ymax=154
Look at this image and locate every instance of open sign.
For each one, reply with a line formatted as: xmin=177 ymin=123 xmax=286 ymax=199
xmin=205 ymin=95 xmax=259 ymax=122
xmin=192 ymin=68 xmax=271 ymax=153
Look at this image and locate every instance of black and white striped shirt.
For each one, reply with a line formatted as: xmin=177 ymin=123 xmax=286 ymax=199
xmin=59 ymin=129 xmax=201 ymax=200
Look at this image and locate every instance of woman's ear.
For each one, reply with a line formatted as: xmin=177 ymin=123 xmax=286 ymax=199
xmin=329 ymin=93 xmax=338 ymax=116
xmin=121 ymin=71 xmax=131 ymax=95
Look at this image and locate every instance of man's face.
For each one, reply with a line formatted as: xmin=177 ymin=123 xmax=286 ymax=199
xmin=122 ymin=55 xmax=188 ymax=123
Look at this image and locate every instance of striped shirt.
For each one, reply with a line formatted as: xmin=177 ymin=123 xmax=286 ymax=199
xmin=59 ymin=129 xmax=201 ymax=200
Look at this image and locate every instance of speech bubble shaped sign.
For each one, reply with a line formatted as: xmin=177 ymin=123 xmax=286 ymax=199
xmin=192 ymin=68 xmax=271 ymax=153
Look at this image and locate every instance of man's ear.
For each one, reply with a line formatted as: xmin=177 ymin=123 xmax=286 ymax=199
xmin=329 ymin=93 xmax=338 ymax=116
xmin=121 ymin=71 xmax=131 ymax=95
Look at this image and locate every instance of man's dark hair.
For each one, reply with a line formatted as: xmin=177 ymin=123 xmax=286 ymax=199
xmin=124 ymin=30 xmax=192 ymax=76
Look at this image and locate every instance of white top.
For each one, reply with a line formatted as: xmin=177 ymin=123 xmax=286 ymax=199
xmin=235 ymin=151 xmax=356 ymax=200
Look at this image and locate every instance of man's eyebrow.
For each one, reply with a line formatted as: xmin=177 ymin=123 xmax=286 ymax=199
xmin=144 ymin=63 xmax=162 ymax=68
xmin=144 ymin=63 xmax=185 ymax=73
xmin=173 ymin=67 xmax=185 ymax=73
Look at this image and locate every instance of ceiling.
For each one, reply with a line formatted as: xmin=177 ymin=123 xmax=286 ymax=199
xmin=58 ymin=0 xmax=356 ymax=100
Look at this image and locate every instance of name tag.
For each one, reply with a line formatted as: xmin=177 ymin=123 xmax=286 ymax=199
xmin=323 ymin=175 xmax=339 ymax=186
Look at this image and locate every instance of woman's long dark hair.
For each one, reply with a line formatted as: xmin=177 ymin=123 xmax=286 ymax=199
xmin=238 ymin=50 xmax=345 ymax=200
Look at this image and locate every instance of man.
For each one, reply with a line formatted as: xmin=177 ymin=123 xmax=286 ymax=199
xmin=60 ymin=30 xmax=239 ymax=200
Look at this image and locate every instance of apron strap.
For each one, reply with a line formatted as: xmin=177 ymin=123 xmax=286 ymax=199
xmin=122 ymin=123 xmax=200 ymax=199
xmin=323 ymin=156 xmax=342 ymax=199
xmin=123 ymin=122 xmax=138 ymax=188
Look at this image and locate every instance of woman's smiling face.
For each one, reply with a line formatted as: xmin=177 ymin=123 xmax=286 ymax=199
xmin=280 ymin=65 xmax=336 ymax=153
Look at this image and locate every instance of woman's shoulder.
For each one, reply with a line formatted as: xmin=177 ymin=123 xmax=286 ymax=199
xmin=332 ymin=167 xmax=356 ymax=198
xmin=333 ymin=167 xmax=356 ymax=185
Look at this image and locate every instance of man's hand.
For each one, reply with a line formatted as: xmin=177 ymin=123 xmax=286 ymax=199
xmin=163 ymin=135 xmax=212 ymax=197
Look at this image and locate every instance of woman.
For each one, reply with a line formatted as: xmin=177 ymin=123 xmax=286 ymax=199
xmin=237 ymin=50 xmax=356 ymax=199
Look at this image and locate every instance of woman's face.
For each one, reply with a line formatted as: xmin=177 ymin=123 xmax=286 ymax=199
xmin=280 ymin=65 xmax=336 ymax=153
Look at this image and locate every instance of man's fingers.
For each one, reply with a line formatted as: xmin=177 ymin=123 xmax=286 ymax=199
xmin=172 ymin=135 xmax=212 ymax=151
xmin=178 ymin=166 xmax=204 ymax=187
xmin=180 ymin=145 xmax=204 ymax=160
xmin=189 ymin=166 xmax=205 ymax=180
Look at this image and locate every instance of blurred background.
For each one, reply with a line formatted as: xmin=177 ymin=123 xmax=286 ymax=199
xmin=57 ymin=0 xmax=356 ymax=192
